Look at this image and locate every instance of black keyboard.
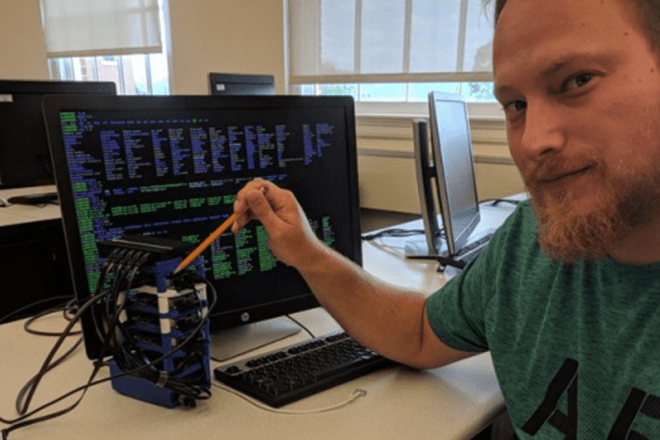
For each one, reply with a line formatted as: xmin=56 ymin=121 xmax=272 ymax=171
xmin=7 ymin=192 xmax=58 ymax=205
xmin=213 ymin=330 xmax=393 ymax=407
xmin=453 ymin=232 xmax=494 ymax=261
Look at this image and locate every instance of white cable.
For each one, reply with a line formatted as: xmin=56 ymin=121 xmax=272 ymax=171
xmin=211 ymin=383 xmax=367 ymax=415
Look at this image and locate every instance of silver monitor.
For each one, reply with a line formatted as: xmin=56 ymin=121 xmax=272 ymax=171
xmin=413 ymin=92 xmax=480 ymax=256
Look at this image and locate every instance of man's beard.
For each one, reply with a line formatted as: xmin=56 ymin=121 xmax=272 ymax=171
xmin=523 ymin=152 xmax=660 ymax=264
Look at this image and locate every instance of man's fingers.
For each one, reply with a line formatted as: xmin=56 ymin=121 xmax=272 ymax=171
xmin=243 ymin=187 xmax=282 ymax=231
xmin=232 ymin=179 xmax=270 ymax=233
xmin=231 ymin=209 xmax=250 ymax=233
xmin=232 ymin=180 xmax=279 ymax=233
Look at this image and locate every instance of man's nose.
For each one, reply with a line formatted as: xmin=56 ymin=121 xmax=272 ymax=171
xmin=519 ymin=101 xmax=567 ymax=160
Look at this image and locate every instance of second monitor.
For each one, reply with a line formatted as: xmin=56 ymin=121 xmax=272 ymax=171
xmin=209 ymin=73 xmax=276 ymax=96
xmin=411 ymin=92 xmax=488 ymax=261
xmin=0 ymin=79 xmax=116 ymax=189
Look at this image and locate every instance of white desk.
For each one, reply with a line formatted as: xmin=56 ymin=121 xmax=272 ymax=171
xmin=0 ymin=198 xmax=522 ymax=440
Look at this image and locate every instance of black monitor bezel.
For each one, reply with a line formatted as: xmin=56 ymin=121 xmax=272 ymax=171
xmin=0 ymin=79 xmax=116 ymax=189
xmin=43 ymin=94 xmax=361 ymax=360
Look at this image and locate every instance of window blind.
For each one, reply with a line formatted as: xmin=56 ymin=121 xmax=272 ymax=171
xmin=288 ymin=0 xmax=494 ymax=85
xmin=40 ymin=0 xmax=162 ymax=58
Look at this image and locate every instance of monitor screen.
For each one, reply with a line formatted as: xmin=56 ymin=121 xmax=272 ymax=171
xmin=428 ymin=92 xmax=480 ymax=255
xmin=0 ymin=80 xmax=116 ymax=188
xmin=209 ymin=73 xmax=275 ymax=96
xmin=43 ymin=95 xmax=360 ymax=360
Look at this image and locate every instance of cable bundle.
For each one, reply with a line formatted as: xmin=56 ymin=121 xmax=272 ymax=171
xmin=93 ymin=247 xmax=214 ymax=408
xmin=1 ymin=243 xmax=217 ymax=439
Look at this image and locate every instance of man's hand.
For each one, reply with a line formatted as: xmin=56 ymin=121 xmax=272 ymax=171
xmin=231 ymin=179 xmax=324 ymax=270
xmin=230 ymin=179 xmax=472 ymax=369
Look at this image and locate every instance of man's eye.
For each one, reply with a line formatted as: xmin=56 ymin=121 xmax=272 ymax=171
xmin=562 ymin=72 xmax=595 ymax=92
xmin=504 ymin=100 xmax=527 ymax=113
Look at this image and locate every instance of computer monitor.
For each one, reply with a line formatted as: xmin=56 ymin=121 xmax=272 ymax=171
xmin=209 ymin=73 xmax=276 ymax=96
xmin=412 ymin=92 xmax=481 ymax=256
xmin=43 ymin=95 xmax=360 ymax=361
xmin=0 ymin=80 xmax=116 ymax=189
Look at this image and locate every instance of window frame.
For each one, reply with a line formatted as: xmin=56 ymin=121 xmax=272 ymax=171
xmin=47 ymin=53 xmax=168 ymax=95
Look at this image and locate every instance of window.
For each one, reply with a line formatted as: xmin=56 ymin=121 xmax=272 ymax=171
xmin=289 ymin=0 xmax=500 ymax=116
xmin=48 ymin=53 xmax=169 ymax=95
xmin=40 ymin=0 xmax=170 ymax=95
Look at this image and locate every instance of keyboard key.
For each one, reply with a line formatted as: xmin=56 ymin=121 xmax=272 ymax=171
xmin=454 ymin=233 xmax=493 ymax=258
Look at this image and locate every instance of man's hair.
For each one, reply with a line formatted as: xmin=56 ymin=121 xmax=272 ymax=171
xmin=487 ymin=0 xmax=506 ymax=21
xmin=487 ymin=0 xmax=660 ymax=55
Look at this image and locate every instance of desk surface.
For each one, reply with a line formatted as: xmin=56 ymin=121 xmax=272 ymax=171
xmin=0 ymin=196 xmax=522 ymax=440
xmin=0 ymin=311 xmax=503 ymax=440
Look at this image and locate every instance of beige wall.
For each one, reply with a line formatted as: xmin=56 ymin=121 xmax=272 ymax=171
xmin=356 ymin=117 xmax=525 ymax=213
xmin=0 ymin=0 xmax=49 ymax=80
xmin=167 ymin=0 xmax=286 ymax=95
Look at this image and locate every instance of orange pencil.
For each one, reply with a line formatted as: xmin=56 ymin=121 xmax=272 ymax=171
xmin=172 ymin=185 xmax=266 ymax=276
xmin=172 ymin=211 xmax=239 ymax=275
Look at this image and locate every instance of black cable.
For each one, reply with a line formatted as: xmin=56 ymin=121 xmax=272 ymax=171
xmin=286 ymin=314 xmax=315 ymax=339
xmin=15 ymin=249 xmax=138 ymax=416
xmin=0 ymin=289 xmax=113 ymax=440
xmin=12 ymin=300 xmax=84 ymax=411
xmin=93 ymin=251 xmax=153 ymax=375
xmin=97 ymin=266 xmax=217 ymax=403
xmin=62 ymin=298 xmax=79 ymax=322
xmin=5 ymin=341 xmax=212 ymax=436
xmin=2 ymin=253 xmax=218 ymax=438
xmin=483 ymin=198 xmax=522 ymax=207
xmin=362 ymin=228 xmax=445 ymax=241
xmin=361 ymin=228 xmax=423 ymax=240
xmin=90 ymin=248 xmax=124 ymax=344
xmin=2 ymin=363 xmax=103 ymax=440
xmin=16 ymin=287 xmax=112 ymax=416
xmin=90 ymin=251 xmax=118 ymax=328
xmin=23 ymin=301 xmax=81 ymax=337
xmin=100 ymin=252 xmax=157 ymax=378
xmin=0 ymin=295 xmax=75 ymax=326
xmin=14 ymin=337 xmax=84 ymax=413
xmin=406 ymin=254 xmax=467 ymax=270
xmin=3 ymin=298 xmax=84 ymax=420
xmin=361 ymin=199 xmax=521 ymax=243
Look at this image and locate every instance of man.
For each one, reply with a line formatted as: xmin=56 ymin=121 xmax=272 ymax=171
xmin=232 ymin=0 xmax=660 ymax=436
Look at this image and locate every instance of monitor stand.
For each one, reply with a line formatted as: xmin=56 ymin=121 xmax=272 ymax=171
xmin=209 ymin=317 xmax=301 ymax=362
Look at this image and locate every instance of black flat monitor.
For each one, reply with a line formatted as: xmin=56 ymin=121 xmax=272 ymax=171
xmin=209 ymin=73 xmax=275 ymax=96
xmin=0 ymin=80 xmax=116 ymax=189
xmin=411 ymin=92 xmax=481 ymax=256
xmin=43 ymin=95 xmax=360 ymax=361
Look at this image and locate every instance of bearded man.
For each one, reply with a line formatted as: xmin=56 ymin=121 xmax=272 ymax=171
xmin=231 ymin=0 xmax=660 ymax=436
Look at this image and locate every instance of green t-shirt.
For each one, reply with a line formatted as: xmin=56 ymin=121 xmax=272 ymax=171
xmin=426 ymin=202 xmax=660 ymax=439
